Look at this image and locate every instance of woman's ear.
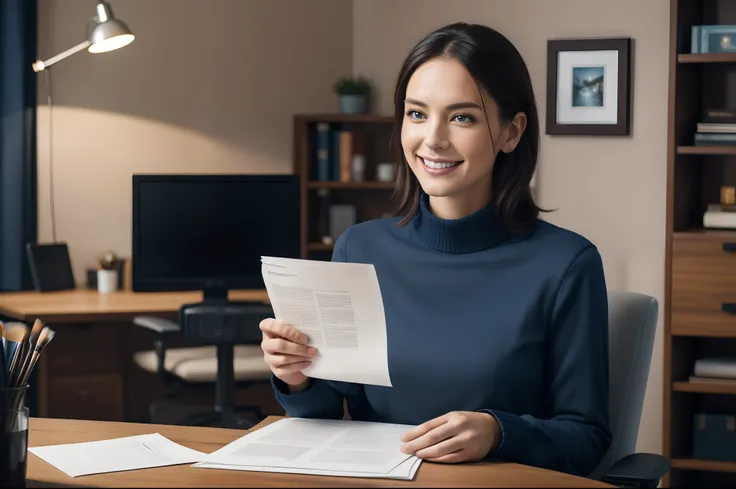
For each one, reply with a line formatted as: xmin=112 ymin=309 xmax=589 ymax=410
xmin=502 ymin=112 xmax=527 ymax=154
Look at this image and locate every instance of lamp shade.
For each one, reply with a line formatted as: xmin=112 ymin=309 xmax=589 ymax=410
xmin=87 ymin=1 xmax=135 ymax=54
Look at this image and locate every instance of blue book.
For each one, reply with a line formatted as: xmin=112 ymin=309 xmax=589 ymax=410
xmin=315 ymin=123 xmax=330 ymax=181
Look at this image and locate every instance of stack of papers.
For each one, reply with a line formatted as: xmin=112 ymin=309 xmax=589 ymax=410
xmin=29 ymin=433 xmax=207 ymax=477
xmin=194 ymin=417 xmax=422 ymax=480
xmin=261 ymin=256 xmax=392 ymax=387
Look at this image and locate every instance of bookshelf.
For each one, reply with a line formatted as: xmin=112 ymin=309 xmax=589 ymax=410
xmin=665 ymin=0 xmax=736 ymax=486
xmin=292 ymin=113 xmax=397 ymax=260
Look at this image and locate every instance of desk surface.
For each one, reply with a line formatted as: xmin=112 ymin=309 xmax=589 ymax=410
xmin=26 ymin=416 xmax=611 ymax=488
xmin=0 ymin=289 xmax=269 ymax=323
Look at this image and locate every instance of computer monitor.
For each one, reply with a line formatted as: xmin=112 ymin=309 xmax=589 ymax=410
xmin=132 ymin=174 xmax=300 ymax=300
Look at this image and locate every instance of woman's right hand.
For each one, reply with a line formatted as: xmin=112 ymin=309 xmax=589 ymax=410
xmin=260 ymin=318 xmax=318 ymax=389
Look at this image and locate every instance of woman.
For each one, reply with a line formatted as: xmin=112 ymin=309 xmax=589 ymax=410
xmin=260 ymin=22 xmax=611 ymax=477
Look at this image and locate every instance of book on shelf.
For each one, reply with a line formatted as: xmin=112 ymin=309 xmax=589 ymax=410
xmin=694 ymin=132 xmax=736 ymax=146
xmin=689 ymin=375 xmax=736 ymax=385
xmin=697 ymin=123 xmax=736 ymax=133
xmin=314 ymin=122 xmax=368 ymax=183
xmin=703 ymin=204 xmax=736 ymax=229
xmin=694 ymin=356 xmax=736 ymax=379
xmin=693 ymin=109 xmax=736 ymax=145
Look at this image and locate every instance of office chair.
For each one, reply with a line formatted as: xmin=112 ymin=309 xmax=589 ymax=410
xmin=132 ymin=301 xmax=274 ymax=429
xmin=593 ymin=291 xmax=671 ymax=488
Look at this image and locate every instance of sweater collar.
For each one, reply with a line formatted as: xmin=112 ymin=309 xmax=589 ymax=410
xmin=412 ymin=191 xmax=508 ymax=253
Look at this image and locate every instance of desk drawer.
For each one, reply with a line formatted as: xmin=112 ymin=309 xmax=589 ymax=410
xmin=672 ymin=237 xmax=736 ymax=337
xmin=47 ymin=374 xmax=123 ymax=421
xmin=47 ymin=324 xmax=121 ymax=377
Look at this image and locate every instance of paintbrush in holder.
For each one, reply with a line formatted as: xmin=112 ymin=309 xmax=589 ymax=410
xmin=1 ymin=319 xmax=56 ymax=432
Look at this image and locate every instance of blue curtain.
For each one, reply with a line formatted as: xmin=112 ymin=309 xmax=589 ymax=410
xmin=1 ymin=0 xmax=38 ymax=415
xmin=0 ymin=0 xmax=38 ymax=293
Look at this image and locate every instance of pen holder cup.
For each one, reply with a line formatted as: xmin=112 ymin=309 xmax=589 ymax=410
xmin=97 ymin=269 xmax=118 ymax=294
xmin=0 ymin=386 xmax=29 ymax=489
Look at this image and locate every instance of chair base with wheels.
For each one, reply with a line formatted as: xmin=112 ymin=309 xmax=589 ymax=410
xmin=133 ymin=301 xmax=273 ymax=430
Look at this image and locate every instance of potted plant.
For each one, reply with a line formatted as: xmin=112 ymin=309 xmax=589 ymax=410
xmin=334 ymin=76 xmax=372 ymax=114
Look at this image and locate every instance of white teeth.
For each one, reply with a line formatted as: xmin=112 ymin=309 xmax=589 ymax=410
xmin=421 ymin=158 xmax=461 ymax=169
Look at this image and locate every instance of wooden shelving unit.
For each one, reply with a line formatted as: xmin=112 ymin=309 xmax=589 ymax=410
xmin=678 ymin=52 xmax=736 ymax=63
xmin=677 ymin=146 xmax=736 ymax=155
xmin=292 ymin=113 xmax=397 ymax=259
xmin=665 ymin=1 xmax=736 ymax=486
xmin=673 ymin=380 xmax=736 ymax=395
xmin=671 ymin=458 xmax=736 ymax=473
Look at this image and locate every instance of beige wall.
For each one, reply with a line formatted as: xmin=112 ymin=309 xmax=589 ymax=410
xmin=353 ymin=0 xmax=669 ymax=455
xmin=36 ymin=0 xmax=353 ymax=281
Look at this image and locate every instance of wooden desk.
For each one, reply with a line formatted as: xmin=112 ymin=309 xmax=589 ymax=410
xmin=27 ymin=416 xmax=612 ymax=488
xmin=0 ymin=289 xmax=269 ymax=421
xmin=0 ymin=289 xmax=269 ymax=323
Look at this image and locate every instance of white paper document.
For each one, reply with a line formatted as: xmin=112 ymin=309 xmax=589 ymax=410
xmin=28 ymin=433 xmax=207 ymax=477
xmin=193 ymin=417 xmax=422 ymax=480
xmin=194 ymin=455 xmax=422 ymax=480
xmin=261 ymin=256 xmax=391 ymax=387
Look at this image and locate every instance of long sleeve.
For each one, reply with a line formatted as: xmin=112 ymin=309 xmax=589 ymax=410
xmin=482 ymin=245 xmax=611 ymax=477
xmin=271 ymin=229 xmax=372 ymax=420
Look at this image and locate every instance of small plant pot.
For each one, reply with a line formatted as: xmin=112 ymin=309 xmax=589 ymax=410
xmin=339 ymin=95 xmax=368 ymax=114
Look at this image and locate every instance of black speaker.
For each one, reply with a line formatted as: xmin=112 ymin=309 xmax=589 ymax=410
xmin=25 ymin=242 xmax=76 ymax=292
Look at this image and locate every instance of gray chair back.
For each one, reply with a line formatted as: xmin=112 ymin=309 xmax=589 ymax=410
xmin=590 ymin=291 xmax=659 ymax=480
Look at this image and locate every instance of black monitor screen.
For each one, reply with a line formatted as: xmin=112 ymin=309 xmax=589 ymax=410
xmin=132 ymin=174 xmax=300 ymax=292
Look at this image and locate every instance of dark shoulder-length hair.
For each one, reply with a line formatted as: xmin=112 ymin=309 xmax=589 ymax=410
xmin=392 ymin=22 xmax=545 ymax=234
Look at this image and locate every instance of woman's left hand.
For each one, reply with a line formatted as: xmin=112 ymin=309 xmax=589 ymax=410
xmin=400 ymin=411 xmax=501 ymax=463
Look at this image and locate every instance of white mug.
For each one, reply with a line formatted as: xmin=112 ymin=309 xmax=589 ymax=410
xmin=97 ymin=269 xmax=118 ymax=294
xmin=377 ymin=163 xmax=395 ymax=182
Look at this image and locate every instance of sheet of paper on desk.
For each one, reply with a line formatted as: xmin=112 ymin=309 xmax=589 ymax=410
xmin=28 ymin=433 xmax=207 ymax=477
xmin=194 ymin=454 xmax=422 ymax=480
xmin=193 ymin=417 xmax=422 ymax=480
xmin=260 ymin=256 xmax=392 ymax=387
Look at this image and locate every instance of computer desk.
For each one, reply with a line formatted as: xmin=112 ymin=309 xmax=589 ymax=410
xmin=0 ymin=288 xmax=269 ymax=422
xmin=26 ymin=415 xmax=613 ymax=488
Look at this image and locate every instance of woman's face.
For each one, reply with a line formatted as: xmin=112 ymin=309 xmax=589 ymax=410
xmin=400 ymin=56 xmax=511 ymax=217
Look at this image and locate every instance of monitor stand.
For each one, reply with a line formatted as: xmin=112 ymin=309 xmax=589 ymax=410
xmin=202 ymin=283 xmax=229 ymax=303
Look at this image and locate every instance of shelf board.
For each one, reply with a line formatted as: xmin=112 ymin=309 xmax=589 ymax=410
xmin=673 ymin=332 xmax=736 ymax=339
xmin=307 ymin=181 xmax=395 ymax=190
xmin=672 ymin=458 xmax=736 ymax=473
xmin=678 ymin=53 xmax=736 ymax=63
xmin=307 ymin=242 xmax=334 ymax=251
xmin=677 ymin=146 xmax=736 ymax=155
xmin=673 ymin=228 xmax=736 ymax=239
xmin=673 ymin=380 xmax=736 ymax=394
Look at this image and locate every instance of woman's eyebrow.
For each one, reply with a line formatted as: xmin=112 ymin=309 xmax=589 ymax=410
xmin=404 ymin=98 xmax=483 ymax=111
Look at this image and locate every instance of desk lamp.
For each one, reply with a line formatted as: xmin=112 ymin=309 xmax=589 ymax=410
xmin=32 ymin=1 xmax=135 ymax=72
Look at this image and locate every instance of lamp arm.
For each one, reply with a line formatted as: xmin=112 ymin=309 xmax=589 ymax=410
xmin=32 ymin=40 xmax=91 ymax=72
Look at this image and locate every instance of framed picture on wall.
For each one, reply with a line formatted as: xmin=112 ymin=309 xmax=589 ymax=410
xmin=546 ymin=37 xmax=632 ymax=136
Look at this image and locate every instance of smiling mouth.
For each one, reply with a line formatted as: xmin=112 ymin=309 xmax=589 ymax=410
xmin=419 ymin=157 xmax=463 ymax=170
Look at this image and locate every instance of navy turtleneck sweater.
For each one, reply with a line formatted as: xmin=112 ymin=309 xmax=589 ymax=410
xmin=271 ymin=193 xmax=611 ymax=477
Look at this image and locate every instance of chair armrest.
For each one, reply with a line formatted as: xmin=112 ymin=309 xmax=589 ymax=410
xmin=601 ymin=453 xmax=671 ymax=488
xmin=133 ymin=316 xmax=181 ymax=334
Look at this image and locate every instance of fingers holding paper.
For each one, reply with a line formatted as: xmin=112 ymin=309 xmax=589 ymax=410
xmin=399 ymin=411 xmax=501 ymax=463
xmin=260 ymin=318 xmax=318 ymax=386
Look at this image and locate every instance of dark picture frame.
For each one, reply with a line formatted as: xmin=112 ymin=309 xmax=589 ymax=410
xmin=546 ymin=37 xmax=632 ymax=136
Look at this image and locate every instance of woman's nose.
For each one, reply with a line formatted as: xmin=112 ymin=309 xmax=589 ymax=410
xmin=423 ymin=122 xmax=450 ymax=151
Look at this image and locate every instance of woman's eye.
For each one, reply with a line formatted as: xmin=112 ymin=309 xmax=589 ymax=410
xmin=406 ymin=110 xmax=424 ymax=120
xmin=453 ymin=114 xmax=475 ymax=124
